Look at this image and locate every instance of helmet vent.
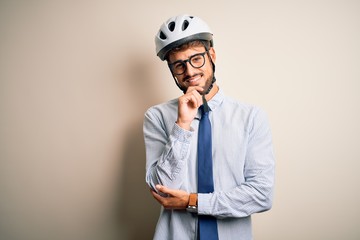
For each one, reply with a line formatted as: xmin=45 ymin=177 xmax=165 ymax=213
xmin=182 ymin=20 xmax=189 ymax=31
xmin=159 ymin=31 xmax=167 ymax=40
xmin=168 ymin=21 xmax=175 ymax=32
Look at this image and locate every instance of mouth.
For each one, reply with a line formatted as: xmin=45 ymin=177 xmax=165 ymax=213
xmin=185 ymin=74 xmax=203 ymax=86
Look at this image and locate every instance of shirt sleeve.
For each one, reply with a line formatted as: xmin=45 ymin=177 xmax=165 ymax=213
xmin=198 ymin=108 xmax=275 ymax=218
xmin=144 ymin=107 xmax=194 ymax=193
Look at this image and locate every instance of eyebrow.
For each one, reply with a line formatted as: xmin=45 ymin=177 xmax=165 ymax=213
xmin=169 ymin=51 xmax=206 ymax=65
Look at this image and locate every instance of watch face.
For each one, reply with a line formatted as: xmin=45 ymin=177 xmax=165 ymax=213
xmin=186 ymin=206 xmax=197 ymax=213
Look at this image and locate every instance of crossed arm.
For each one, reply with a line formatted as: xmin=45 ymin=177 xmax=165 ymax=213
xmin=150 ymin=185 xmax=191 ymax=210
xmin=144 ymin=88 xmax=275 ymax=216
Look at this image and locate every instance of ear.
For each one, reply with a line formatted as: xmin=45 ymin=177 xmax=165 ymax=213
xmin=209 ymin=47 xmax=216 ymax=63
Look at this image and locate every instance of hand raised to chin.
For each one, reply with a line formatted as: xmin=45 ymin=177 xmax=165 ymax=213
xmin=176 ymin=86 xmax=204 ymax=130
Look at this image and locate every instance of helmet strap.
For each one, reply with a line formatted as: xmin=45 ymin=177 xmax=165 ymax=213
xmin=204 ymin=49 xmax=216 ymax=95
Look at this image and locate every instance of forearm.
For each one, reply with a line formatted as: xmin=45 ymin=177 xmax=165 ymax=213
xmin=152 ymin=173 xmax=274 ymax=216
xmin=198 ymin=166 xmax=275 ymax=218
xmin=145 ymin=122 xmax=193 ymax=191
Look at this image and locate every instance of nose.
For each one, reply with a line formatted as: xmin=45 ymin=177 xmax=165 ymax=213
xmin=184 ymin=61 xmax=196 ymax=76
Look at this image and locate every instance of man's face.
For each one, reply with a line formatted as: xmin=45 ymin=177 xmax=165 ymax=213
xmin=168 ymin=46 xmax=216 ymax=94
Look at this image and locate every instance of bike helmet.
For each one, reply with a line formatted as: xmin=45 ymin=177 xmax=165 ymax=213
xmin=155 ymin=14 xmax=213 ymax=61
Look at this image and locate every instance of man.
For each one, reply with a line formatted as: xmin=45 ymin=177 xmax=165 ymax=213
xmin=143 ymin=14 xmax=275 ymax=240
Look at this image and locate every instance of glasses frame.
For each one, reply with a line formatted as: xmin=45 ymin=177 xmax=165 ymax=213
xmin=168 ymin=50 xmax=208 ymax=75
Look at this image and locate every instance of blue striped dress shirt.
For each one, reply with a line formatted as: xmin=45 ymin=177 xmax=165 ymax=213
xmin=144 ymin=89 xmax=275 ymax=240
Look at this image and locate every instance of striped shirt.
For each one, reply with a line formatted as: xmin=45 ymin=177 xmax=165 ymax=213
xmin=144 ymin=89 xmax=275 ymax=240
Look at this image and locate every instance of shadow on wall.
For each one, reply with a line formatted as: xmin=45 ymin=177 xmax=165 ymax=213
xmin=116 ymin=53 xmax=163 ymax=240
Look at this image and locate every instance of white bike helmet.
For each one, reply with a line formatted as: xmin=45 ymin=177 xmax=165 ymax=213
xmin=155 ymin=14 xmax=213 ymax=61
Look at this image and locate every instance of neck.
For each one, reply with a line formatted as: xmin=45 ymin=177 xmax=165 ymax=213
xmin=204 ymin=83 xmax=219 ymax=101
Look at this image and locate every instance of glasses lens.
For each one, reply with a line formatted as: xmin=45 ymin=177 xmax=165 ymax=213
xmin=190 ymin=53 xmax=205 ymax=68
xmin=172 ymin=62 xmax=186 ymax=75
xmin=170 ymin=52 xmax=207 ymax=75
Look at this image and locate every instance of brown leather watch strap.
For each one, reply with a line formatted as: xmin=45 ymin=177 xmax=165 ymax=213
xmin=188 ymin=193 xmax=197 ymax=207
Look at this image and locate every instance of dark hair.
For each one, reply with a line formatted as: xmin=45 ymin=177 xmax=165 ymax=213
xmin=166 ymin=40 xmax=211 ymax=61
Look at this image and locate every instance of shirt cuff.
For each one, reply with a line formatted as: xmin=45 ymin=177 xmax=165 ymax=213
xmin=197 ymin=193 xmax=214 ymax=215
xmin=171 ymin=123 xmax=194 ymax=143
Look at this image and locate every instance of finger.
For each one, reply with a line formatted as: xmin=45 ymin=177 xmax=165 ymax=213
xmin=194 ymin=86 xmax=205 ymax=94
xmin=186 ymin=86 xmax=204 ymax=94
xmin=184 ymin=90 xmax=202 ymax=108
xmin=149 ymin=188 xmax=157 ymax=196
xmin=151 ymin=189 xmax=164 ymax=203
xmin=180 ymin=93 xmax=199 ymax=109
xmin=188 ymin=94 xmax=199 ymax=108
xmin=156 ymin=184 xmax=178 ymax=196
xmin=180 ymin=91 xmax=199 ymax=105
xmin=151 ymin=190 xmax=173 ymax=209
xmin=191 ymin=90 xmax=203 ymax=107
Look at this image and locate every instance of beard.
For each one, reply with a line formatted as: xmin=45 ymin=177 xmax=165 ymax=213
xmin=179 ymin=71 xmax=215 ymax=95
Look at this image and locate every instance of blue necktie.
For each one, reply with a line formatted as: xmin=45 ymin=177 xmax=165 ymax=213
xmin=198 ymin=103 xmax=219 ymax=240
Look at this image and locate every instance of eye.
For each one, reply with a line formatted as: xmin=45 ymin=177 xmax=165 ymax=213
xmin=173 ymin=62 xmax=184 ymax=70
xmin=190 ymin=54 xmax=204 ymax=67
xmin=192 ymin=55 xmax=202 ymax=62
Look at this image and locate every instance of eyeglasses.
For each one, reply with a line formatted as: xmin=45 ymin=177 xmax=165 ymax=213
xmin=168 ymin=51 xmax=208 ymax=75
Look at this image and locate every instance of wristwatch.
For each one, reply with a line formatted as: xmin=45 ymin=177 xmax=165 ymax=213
xmin=186 ymin=193 xmax=198 ymax=213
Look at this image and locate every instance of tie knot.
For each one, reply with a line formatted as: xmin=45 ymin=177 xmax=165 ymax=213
xmin=200 ymin=105 xmax=209 ymax=116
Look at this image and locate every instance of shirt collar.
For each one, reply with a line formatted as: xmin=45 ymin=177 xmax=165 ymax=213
xmin=195 ymin=88 xmax=224 ymax=119
xmin=207 ymin=88 xmax=224 ymax=112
